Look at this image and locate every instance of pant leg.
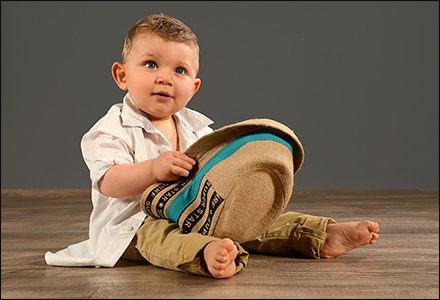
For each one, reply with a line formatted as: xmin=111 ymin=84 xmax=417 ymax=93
xmin=123 ymin=217 xmax=249 ymax=277
xmin=241 ymin=212 xmax=336 ymax=258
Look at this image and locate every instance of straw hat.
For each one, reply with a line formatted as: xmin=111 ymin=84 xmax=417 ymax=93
xmin=140 ymin=118 xmax=304 ymax=243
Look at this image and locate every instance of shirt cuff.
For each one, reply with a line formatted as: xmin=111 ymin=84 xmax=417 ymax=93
xmin=90 ymin=155 xmax=132 ymax=190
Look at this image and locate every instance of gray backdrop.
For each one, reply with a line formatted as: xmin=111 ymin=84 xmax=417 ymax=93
xmin=1 ymin=1 xmax=439 ymax=189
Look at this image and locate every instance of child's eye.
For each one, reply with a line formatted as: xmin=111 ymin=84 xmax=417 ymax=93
xmin=175 ymin=67 xmax=185 ymax=75
xmin=145 ymin=62 xmax=157 ymax=69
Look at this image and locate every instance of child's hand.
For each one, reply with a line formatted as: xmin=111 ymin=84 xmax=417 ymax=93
xmin=152 ymin=151 xmax=196 ymax=182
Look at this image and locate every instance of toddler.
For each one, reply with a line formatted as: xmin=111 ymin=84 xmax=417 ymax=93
xmin=45 ymin=14 xmax=379 ymax=279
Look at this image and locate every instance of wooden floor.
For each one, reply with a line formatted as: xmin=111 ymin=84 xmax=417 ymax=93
xmin=1 ymin=189 xmax=439 ymax=299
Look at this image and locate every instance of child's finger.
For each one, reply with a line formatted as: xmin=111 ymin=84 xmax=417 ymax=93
xmin=170 ymin=165 xmax=191 ymax=177
xmin=172 ymin=152 xmax=196 ymax=166
xmin=172 ymin=156 xmax=194 ymax=172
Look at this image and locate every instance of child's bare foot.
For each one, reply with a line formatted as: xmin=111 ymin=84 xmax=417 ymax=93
xmin=320 ymin=221 xmax=380 ymax=258
xmin=203 ymin=238 xmax=237 ymax=278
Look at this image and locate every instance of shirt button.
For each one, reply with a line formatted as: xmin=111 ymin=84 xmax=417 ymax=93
xmin=158 ymin=147 xmax=168 ymax=154
xmin=124 ymin=225 xmax=134 ymax=232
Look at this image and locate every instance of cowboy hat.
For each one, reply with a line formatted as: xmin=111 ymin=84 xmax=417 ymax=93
xmin=140 ymin=118 xmax=304 ymax=243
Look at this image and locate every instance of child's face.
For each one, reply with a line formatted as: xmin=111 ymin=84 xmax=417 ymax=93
xmin=113 ymin=33 xmax=201 ymax=121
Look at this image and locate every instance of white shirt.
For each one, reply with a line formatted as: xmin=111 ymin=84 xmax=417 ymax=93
xmin=45 ymin=93 xmax=213 ymax=267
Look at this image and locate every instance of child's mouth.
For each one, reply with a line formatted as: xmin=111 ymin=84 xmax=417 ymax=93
xmin=153 ymin=92 xmax=172 ymax=100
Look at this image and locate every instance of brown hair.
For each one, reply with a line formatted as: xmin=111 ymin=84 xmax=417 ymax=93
xmin=121 ymin=14 xmax=199 ymax=70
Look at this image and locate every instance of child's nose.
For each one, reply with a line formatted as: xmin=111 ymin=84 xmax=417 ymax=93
xmin=155 ymin=71 xmax=173 ymax=86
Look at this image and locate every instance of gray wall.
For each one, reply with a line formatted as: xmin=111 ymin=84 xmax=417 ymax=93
xmin=2 ymin=1 xmax=438 ymax=189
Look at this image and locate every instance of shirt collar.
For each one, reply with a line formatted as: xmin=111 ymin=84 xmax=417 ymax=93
xmin=120 ymin=92 xmax=213 ymax=134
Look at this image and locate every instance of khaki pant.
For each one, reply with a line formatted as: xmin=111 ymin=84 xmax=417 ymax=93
xmin=121 ymin=212 xmax=335 ymax=277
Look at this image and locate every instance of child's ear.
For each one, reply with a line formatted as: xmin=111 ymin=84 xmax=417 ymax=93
xmin=191 ymin=78 xmax=201 ymax=97
xmin=111 ymin=62 xmax=128 ymax=90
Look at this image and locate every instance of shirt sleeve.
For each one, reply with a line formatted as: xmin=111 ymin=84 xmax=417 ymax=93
xmin=81 ymin=129 xmax=134 ymax=191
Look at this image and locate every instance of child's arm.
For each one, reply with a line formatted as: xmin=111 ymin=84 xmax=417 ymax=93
xmin=98 ymin=151 xmax=196 ymax=198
